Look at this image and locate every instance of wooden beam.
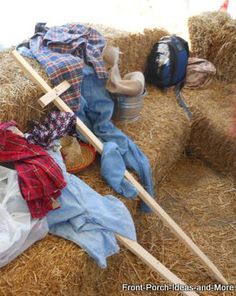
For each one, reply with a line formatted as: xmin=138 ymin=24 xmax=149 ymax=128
xmin=38 ymin=81 xmax=71 ymax=108
xmin=12 ymin=49 xmax=227 ymax=285
xmin=117 ymin=235 xmax=199 ymax=296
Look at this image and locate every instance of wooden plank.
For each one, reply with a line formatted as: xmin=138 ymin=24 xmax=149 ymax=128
xmin=117 ymin=235 xmax=199 ymax=296
xmin=12 ymin=49 xmax=228 ymax=285
xmin=38 ymin=81 xmax=71 ymax=108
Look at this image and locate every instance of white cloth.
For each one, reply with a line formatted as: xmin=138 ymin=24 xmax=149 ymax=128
xmin=0 ymin=166 xmax=48 ymax=268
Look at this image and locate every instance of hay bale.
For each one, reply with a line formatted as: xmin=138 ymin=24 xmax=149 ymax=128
xmin=188 ymin=111 xmax=236 ymax=179
xmin=188 ymin=11 xmax=236 ymax=82
xmin=115 ymin=85 xmax=190 ymax=184
xmin=188 ymin=11 xmax=231 ymax=59
xmin=213 ymin=19 xmax=236 ymax=81
xmin=0 ymin=235 xmax=96 ymax=296
xmin=109 ymin=28 xmax=169 ymax=75
xmin=182 ymin=80 xmax=236 ymax=178
xmin=157 ymin=157 xmax=236 ymax=293
xmin=0 ymin=49 xmax=53 ymax=131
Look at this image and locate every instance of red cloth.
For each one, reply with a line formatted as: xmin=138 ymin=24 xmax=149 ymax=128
xmin=0 ymin=129 xmax=66 ymax=218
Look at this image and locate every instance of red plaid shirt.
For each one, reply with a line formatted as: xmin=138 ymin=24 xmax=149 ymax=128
xmin=0 ymin=129 xmax=66 ymax=218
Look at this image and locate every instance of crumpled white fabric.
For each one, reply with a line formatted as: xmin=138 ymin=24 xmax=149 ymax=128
xmin=0 ymin=166 xmax=48 ymax=268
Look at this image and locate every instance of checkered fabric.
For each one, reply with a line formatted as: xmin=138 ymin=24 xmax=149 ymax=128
xmin=0 ymin=127 xmax=66 ymax=218
xmin=19 ymin=23 xmax=108 ymax=112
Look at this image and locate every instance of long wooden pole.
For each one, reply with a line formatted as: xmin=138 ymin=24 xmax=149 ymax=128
xmin=117 ymin=235 xmax=200 ymax=296
xmin=12 ymin=49 xmax=227 ymax=285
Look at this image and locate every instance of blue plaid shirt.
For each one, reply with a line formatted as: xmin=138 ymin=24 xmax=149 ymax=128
xmin=18 ymin=23 xmax=108 ymax=111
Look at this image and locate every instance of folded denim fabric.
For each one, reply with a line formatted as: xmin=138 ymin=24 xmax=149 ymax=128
xmin=101 ymin=142 xmax=138 ymax=199
xmin=47 ymin=149 xmax=136 ymax=268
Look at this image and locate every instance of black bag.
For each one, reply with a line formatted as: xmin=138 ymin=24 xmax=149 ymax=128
xmin=145 ymin=35 xmax=192 ymax=118
xmin=145 ymin=35 xmax=189 ymax=88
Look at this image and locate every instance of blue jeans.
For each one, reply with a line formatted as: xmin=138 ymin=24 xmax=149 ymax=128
xmin=76 ymin=66 xmax=154 ymax=212
xmin=46 ymin=149 xmax=136 ymax=268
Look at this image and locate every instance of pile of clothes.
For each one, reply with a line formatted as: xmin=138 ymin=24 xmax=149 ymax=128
xmin=18 ymin=22 xmax=154 ymax=209
xmin=1 ymin=22 xmax=155 ymax=268
xmin=0 ymin=120 xmax=137 ymax=268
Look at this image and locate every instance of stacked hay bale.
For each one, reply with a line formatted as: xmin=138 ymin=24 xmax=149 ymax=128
xmin=0 ymin=50 xmax=53 ymax=130
xmin=188 ymin=11 xmax=236 ymax=82
xmin=213 ymin=19 xmax=236 ymax=81
xmin=0 ymin=28 xmax=191 ymax=296
xmin=187 ymin=11 xmax=236 ymax=178
xmin=188 ymin=11 xmax=230 ymax=59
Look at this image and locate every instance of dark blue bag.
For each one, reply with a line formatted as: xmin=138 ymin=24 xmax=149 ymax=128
xmin=145 ymin=35 xmax=189 ymax=88
xmin=145 ymin=35 xmax=192 ymax=118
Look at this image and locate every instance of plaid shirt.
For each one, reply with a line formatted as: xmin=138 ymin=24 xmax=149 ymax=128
xmin=19 ymin=23 xmax=108 ymax=111
xmin=0 ymin=128 xmax=66 ymax=218
xmin=26 ymin=111 xmax=76 ymax=149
